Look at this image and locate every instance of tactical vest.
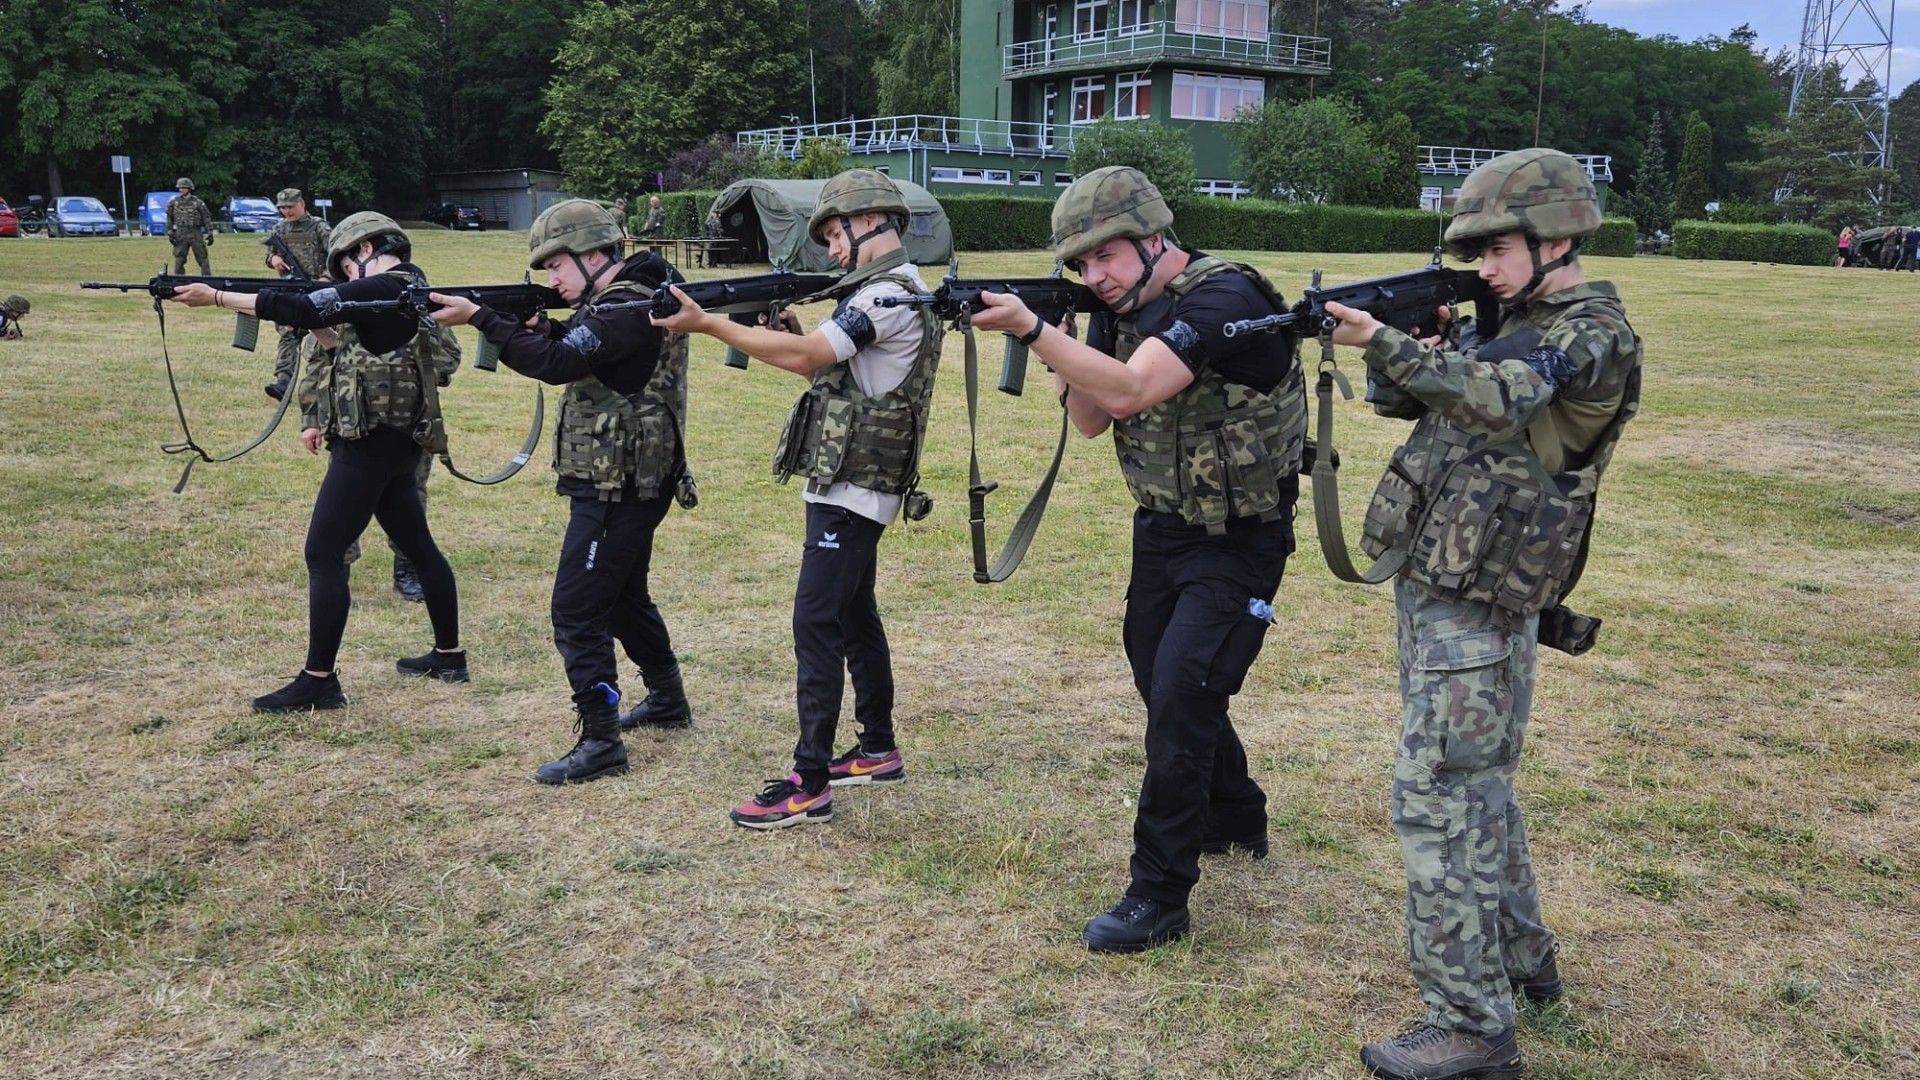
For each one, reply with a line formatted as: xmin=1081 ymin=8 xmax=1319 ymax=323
xmin=773 ymin=254 xmax=942 ymax=496
xmin=553 ymin=279 xmax=694 ymax=499
xmin=170 ymin=196 xmax=210 ymax=233
xmin=1358 ymin=289 xmax=1642 ymax=618
xmin=273 ymin=217 xmax=330 ymax=278
xmin=1109 ymin=256 xmax=1307 ymax=531
xmin=309 ymin=270 xmax=447 ymax=451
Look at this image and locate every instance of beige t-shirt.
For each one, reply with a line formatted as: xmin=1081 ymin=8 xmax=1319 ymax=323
xmin=806 ymin=264 xmax=930 ymax=526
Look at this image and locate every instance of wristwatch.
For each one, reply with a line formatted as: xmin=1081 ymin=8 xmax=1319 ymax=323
xmin=1017 ymin=315 xmax=1045 ymax=347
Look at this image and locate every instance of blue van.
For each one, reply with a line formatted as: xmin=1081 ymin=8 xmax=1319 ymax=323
xmin=142 ymin=191 xmax=179 ymax=236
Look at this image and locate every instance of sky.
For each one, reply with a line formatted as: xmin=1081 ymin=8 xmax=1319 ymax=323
xmin=1581 ymin=0 xmax=1918 ymax=95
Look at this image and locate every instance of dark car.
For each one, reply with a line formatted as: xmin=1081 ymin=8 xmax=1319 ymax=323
xmin=48 ymin=196 xmax=119 ymax=237
xmin=0 ymin=198 xmax=17 ymax=238
xmin=224 ymin=195 xmax=280 ymax=233
xmin=425 ymin=203 xmax=487 ymax=230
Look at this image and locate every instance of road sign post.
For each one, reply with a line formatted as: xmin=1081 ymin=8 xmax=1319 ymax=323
xmin=111 ymin=155 xmax=131 ymax=236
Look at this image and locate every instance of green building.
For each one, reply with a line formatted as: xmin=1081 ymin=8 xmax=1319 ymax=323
xmin=736 ymin=0 xmax=1610 ymax=204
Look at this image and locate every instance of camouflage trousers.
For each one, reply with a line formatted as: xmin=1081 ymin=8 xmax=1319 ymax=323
xmin=273 ymin=327 xmax=303 ymax=385
xmin=1390 ymin=576 xmax=1556 ymax=1037
xmin=170 ymin=235 xmax=210 ymax=275
xmin=344 ymin=450 xmax=434 ymax=566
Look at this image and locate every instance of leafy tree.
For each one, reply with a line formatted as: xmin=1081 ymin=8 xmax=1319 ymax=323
xmin=1672 ymin=112 xmax=1713 ymax=220
xmin=1230 ymin=96 xmax=1379 ymax=204
xmin=664 ymin=133 xmax=782 ymax=190
xmin=788 ymin=137 xmax=853 ymax=179
xmin=1889 ymin=81 xmax=1920 ymax=212
xmin=873 ymin=0 xmax=957 ymax=116
xmin=1615 ymin=115 xmax=1673 ymax=235
xmin=1355 ymin=112 xmax=1420 ymax=209
xmin=1064 ymin=120 xmax=1197 ymax=210
xmin=1741 ymin=65 xmax=1899 ymax=232
xmin=429 ymin=0 xmax=569 ymax=173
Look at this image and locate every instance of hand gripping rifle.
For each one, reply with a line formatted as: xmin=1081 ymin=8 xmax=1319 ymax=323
xmin=597 ymin=268 xmax=843 ymax=369
xmin=326 ymin=279 xmax=570 ymax=372
xmin=875 ymin=264 xmax=1105 ymax=584
xmin=79 ymin=271 xmax=342 ymax=491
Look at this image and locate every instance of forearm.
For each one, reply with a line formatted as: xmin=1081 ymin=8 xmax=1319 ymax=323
xmin=689 ymin=314 xmax=834 ymax=375
xmin=1364 ymin=327 xmax=1551 ymax=438
xmin=1027 ymin=323 xmax=1155 ymax=418
xmin=1064 ymin=385 xmax=1113 ymax=438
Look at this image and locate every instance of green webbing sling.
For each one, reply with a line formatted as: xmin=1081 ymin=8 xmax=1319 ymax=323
xmin=960 ymin=307 xmax=1072 ymax=584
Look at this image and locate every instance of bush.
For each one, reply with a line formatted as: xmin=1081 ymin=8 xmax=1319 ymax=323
xmin=1588 ymin=217 xmax=1638 ymax=258
xmin=940 ymin=195 xmax=1055 ymax=251
xmin=1064 ymin=119 xmax=1198 ymax=212
xmin=654 ymin=190 xmax=720 ymax=238
xmin=1672 ymin=220 xmax=1833 ymax=265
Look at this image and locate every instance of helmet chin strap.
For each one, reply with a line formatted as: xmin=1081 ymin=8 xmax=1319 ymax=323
xmin=1110 ymin=236 xmax=1165 ymax=314
xmin=837 ymin=213 xmax=897 ymax=267
xmin=568 ymin=250 xmax=621 ymax=305
xmin=1514 ymin=236 xmax=1581 ymax=304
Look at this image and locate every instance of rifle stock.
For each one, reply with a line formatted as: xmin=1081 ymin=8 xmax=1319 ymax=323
xmin=875 ymin=274 xmax=1101 ymax=396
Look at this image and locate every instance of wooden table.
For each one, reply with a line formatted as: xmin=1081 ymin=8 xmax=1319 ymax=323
xmin=622 ymin=237 xmax=737 ymax=269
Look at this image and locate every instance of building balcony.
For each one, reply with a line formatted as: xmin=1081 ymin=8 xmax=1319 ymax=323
xmin=1003 ymin=21 xmax=1331 ymax=79
xmin=736 ymin=114 xmax=1077 ymax=158
xmin=1419 ymin=145 xmax=1613 ymax=183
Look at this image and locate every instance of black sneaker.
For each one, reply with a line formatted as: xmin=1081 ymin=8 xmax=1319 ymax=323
xmin=252 ymin=672 xmax=347 ymax=713
xmin=1083 ymin=896 xmax=1190 ymax=953
xmin=396 ymin=649 xmax=469 ymax=683
xmin=264 ymin=379 xmax=288 ymax=401
xmin=1200 ymin=833 xmax=1270 ymax=859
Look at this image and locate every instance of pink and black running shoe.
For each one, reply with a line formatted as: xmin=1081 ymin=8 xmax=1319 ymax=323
xmin=826 ymin=746 xmax=905 ymax=787
xmin=730 ymin=772 xmax=834 ymax=830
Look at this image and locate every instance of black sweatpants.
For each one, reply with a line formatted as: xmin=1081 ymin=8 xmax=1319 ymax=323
xmin=304 ymin=426 xmax=460 ymax=672
xmin=791 ymin=501 xmax=893 ymax=787
xmin=551 ymin=493 xmax=677 ymax=701
xmin=1122 ymin=507 xmax=1293 ymax=906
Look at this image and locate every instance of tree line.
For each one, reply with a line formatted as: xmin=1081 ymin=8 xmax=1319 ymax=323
xmin=1 ymin=0 xmax=1910 ymax=229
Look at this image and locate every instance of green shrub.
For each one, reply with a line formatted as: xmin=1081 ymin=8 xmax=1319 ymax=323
xmin=1672 ymin=220 xmax=1833 ymax=265
xmin=940 ymin=194 xmax=1056 ymax=251
xmin=657 ymin=190 xmax=720 ymax=238
xmin=1588 ymin=217 xmax=1638 ymax=257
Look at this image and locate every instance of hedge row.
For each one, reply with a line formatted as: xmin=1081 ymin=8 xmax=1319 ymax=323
xmin=1672 ymin=220 xmax=1833 ymax=265
xmin=942 ymin=194 xmax=1636 ymax=258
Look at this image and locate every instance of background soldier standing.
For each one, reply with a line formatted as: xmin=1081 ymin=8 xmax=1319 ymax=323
xmin=1322 ymin=148 xmax=1642 ymax=1080
xmin=972 ymin=166 xmax=1306 ymax=952
xmin=639 ymin=195 xmax=666 ymax=239
xmin=166 ymin=178 xmax=213 ymax=274
xmin=430 ymin=200 xmax=696 ymax=785
xmin=263 ymin=188 xmax=332 ymax=401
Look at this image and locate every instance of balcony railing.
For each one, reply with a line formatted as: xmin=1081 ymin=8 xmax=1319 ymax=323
xmin=1004 ymin=21 xmax=1331 ymax=77
xmin=1419 ymin=145 xmax=1613 ymax=183
xmin=736 ymin=115 xmax=1077 ymax=157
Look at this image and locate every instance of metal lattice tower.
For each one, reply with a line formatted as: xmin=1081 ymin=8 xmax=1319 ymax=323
xmin=1789 ymin=0 xmax=1896 ymax=170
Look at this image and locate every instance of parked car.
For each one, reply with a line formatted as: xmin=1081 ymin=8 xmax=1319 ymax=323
xmin=0 ymin=198 xmax=18 ymax=238
xmin=47 ymin=196 xmax=118 ymax=237
xmin=224 ymin=195 xmax=280 ymax=232
xmin=142 ymin=190 xmax=180 ymax=236
xmin=424 ymin=203 xmax=487 ymax=230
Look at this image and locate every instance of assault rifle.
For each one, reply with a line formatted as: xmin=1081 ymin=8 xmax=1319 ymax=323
xmin=81 ymin=272 xmax=335 ymax=352
xmin=324 ymin=280 xmax=569 ymax=370
xmin=263 ymin=232 xmax=314 ymax=281
xmin=873 ymin=268 xmax=1102 ymax=396
xmin=1222 ymin=251 xmax=1493 ymax=342
xmin=598 ymin=269 xmax=842 ymax=369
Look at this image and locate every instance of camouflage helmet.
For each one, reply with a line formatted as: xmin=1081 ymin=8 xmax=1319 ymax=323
xmin=807 ymin=169 xmax=909 ymax=243
xmin=275 ymin=187 xmax=305 ymax=206
xmin=1444 ymin=148 xmax=1601 ymax=256
xmin=326 ymin=211 xmax=410 ymax=276
xmin=528 ymin=198 xmax=624 ymax=270
xmin=1 ymin=294 xmax=27 ymax=317
xmin=175 ymin=177 xmax=195 ymax=190
xmin=1050 ymin=166 xmax=1174 ymax=264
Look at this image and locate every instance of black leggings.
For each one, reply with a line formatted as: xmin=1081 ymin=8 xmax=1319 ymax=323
xmin=304 ymin=426 xmax=459 ymax=672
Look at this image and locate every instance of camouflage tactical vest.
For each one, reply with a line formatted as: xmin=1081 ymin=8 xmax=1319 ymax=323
xmin=552 ymin=279 xmax=693 ymax=499
xmin=309 ymin=270 xmax=446 ymax=451
xmin=1358 ymin=287 xmax=1642 ymax=617
xmin=273 ymin=216 xmax=330 ymax=278
xmin=1109 ymin=256 xmax=1307 ymax=530
xmin=169 ymin=196 xmax=211 ymax=233
xmin=773 ymin=261 xmax=942 ymax=496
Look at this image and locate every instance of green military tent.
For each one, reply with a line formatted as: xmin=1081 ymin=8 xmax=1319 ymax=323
xmin=708 ymin=178 xmax=953 ymax=272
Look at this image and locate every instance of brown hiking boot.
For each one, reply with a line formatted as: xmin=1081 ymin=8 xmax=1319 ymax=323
xmin=1360 ymin=1023 xmax=1524 ymax=1080
xmin=1513 ymin=951 xmax=1562 ymax=1005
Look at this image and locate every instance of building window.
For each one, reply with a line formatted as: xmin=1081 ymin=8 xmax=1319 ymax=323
xmin=1194 ymin=178 xmax=1251 ymax=198
xmin=1056 ymin=173 xmax=1074 ymax=186
xmin=1071 ymin=76 xmax=1107 ymax=124
xmin=1175 ymin=0 xmax=1269 ymax=41
xmin=1073 ymin=0 xmax=1107 ymax=39
xmin=1019 ymin=171 xmax=1043 ymax=186
xmin=931 ymin=167 xmax=1013 ymax=185
xmin=1170 ymin=71 xmax=1264 ymax=121
xmin=1117 ymin=0 xmax=1152 ymax=34
xmin=1040 ymin=85 xmax=1059 ymax=147
xmin=1116 ymin=71 xmax=1151 ymax=120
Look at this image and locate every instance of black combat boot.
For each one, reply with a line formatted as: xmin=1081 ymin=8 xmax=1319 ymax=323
xmin=264 ymin=378 xmax=289 ymax=400
xmin=1513 ymin=949 xmax=1562 ymax=1005
xmin=1199 ymin=833 xmax=1270 ymax=859
xmin=392 ymin=554 xmax=424 ymax=602
xmin=617 ymin=661 xmax=692 ymax=731
xmin=252 ymin=671 xmax=347 ymax=713
xmin=535 ymin=694 xmax=629 ymax=785
xmin=396 ymin=648 xmax=469 ymax=683
xmin=1082 ymin=895 xmax=1190 ymax=953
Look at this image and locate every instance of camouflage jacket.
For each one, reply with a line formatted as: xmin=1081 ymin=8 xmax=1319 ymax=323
xmin=265 ymin=215 xmax=331 ymax=278
xmin=167 ymin=195 xmax=212 ymax=235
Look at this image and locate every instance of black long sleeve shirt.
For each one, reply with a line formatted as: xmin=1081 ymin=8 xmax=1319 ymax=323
xmin=253 ymin=266 xmax=422 ymax=355
xmin=470 ymin=254 xmax=682 ymax=392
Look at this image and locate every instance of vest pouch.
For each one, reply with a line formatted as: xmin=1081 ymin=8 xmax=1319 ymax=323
xmin=1216 ymin=415 xmax=1283 ymax=520
xmin=626 ymin=407 xmax=677 ymax=496
xmin=1361 ymin=444 xmax=1426 ymax=559
xmin=1178 ymin=428 xmax=1229 ymax=527
xmin=773 ymin=389 xmax=822 ymax=483
xmin=357 ymin=354 xmax=423 ymax=433
xmin=1409 ymin=452 xmax=1587 ymax=616
xmin=1499 ymin=484 xmax=1592 ymax=615
xmin=326 ymin=366 xmax=368 ymax=440
xmin=555 ymin=400 xmax=634 ymax=492
xmin=807 ymin=396 xmax=858 ymax=485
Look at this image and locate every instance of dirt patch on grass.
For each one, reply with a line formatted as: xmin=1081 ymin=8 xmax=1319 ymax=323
xmin=1625 ymin=419 xmax=1920 ymax=490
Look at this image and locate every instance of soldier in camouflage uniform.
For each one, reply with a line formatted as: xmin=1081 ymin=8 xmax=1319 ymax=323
xmin=0 ymin=294 xmax=28 ymax=340
xmin=1321 ymin=148 xmax=1642 ymax=1080
xmin=263 ymin=188 xmax=333 ymax=401
xmin=971 ymin=166 xmax=1308 ymax=952
xmin=431 ymin=199 xmax=696 ymax=785
xmin=166 ymin=178 xmax=213 ymax=275
xmin=652 ymin=168 xmax=940 ymax=829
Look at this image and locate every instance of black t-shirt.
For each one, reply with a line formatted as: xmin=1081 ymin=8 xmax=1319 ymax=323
xmin=475 ymin=252 xmax=682 ymax=392
xmin=1088 ymin=256 xmax=1292 ymax=394
xmin=254 ymin=266 xmax=421 ymax=355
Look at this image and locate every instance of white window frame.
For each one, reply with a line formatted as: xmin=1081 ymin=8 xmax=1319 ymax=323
xmin=1193 ymin=178 xmax=1250 ymax=198
xmin=1116 ymin=71 xmax=1152 ymax=120
xmin=1117 ymin=0 xmax=1152 ymax=35
xmin=1175 ymin=0 xmax=1269 ymax=41
xmin=1170 ymin=70 xmax=1264 ymax=121
xmin=1019 ymin=171 xmax=1043 ymax=186
xmin=1073 ymin=0 xmax=1107 ymax=40
xmin=1056 ymin=173 xmax=1075 ymax=186
xmin=1071 ymin=75 xmax=1108 ymax=124
xmin=930 ymin=166 xmax=1013 ymax=185
xmin=1040 ymin=84 xmax=1060 ymax=147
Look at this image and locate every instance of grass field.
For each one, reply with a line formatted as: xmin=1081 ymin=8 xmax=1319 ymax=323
xmin=0 ymin=231 xmax=1916 ymax=1079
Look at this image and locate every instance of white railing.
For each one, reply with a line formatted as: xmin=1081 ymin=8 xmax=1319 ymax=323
xmin=1419 ymin=145 xmax=1613 ymax=183
xmin=1004 ymin=22 xmax=1331 ymax=76
xmin=736 ymin=115 xmax=1076 ymax=157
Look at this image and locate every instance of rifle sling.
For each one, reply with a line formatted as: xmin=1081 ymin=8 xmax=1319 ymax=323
xmin=155 ymin=298 xmax=299 ymax=493
xmin=961 ymin=309 xmax=1069 ymax=584
xmin=1308 ymin=338 xmax=1407 ymax=585
xmin=418 ymin=337 xmax=546 ymax=486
